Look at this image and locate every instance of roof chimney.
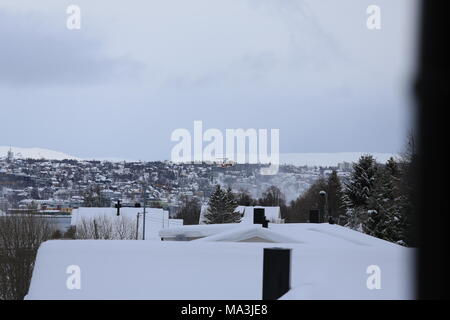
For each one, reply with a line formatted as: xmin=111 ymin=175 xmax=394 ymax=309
xmin=254 ymin=208 xmax=265 ymax=224
xmin=262 ymin=248 xmax=291 ymax=300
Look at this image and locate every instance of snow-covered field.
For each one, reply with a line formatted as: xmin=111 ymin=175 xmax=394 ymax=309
xmin=26 ymin=224 xmax=415 ymax=300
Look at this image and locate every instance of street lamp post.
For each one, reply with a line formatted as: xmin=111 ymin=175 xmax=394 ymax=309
xmin=319 ymin=190 xmax=328 ymax=223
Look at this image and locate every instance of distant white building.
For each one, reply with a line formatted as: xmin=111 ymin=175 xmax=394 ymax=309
xmin=71 ymin=207 xmax=183 ymax=240
xmin=6 ymin=148 xmax=14 ymax=162
xmin=338 ymin=161 xmax=352 ymax=171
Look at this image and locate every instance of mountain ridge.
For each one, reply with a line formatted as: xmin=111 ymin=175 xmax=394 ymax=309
xmin=1 ymin=146 xmax=397 ymax=166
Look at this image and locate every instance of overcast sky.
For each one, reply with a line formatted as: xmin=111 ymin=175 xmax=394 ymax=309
xmin=0 ymin=0 xmax=419 ymax=161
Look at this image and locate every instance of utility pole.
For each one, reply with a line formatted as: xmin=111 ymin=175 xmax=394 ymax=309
xmin=142 ymin=182 xmax=147 ymax=240
xmin=93 ymin=219 xmax=99 ymax=239
xmin=136 ymin=212 xmax=140 ymax=240
xmin=115 ymin=200 xmax=122 ymax=216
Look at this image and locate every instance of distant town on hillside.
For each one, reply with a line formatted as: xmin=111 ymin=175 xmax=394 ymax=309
xmin=0 ymin=150 xmax=354 ymax=217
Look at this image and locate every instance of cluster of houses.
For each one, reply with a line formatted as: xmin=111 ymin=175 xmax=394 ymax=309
xmin=0 ymin=156 xmax=350 ymax=218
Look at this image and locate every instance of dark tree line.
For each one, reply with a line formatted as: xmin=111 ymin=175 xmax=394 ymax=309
xmin=282 ymin=171 xmax=344 ymax=223
xmin=0 ymin=215 xmax=56 ymax=300
xmin=176 ymin=196 xmax=201 ymax=225
xmin=341 ymin=151 xmax=417 ymax=246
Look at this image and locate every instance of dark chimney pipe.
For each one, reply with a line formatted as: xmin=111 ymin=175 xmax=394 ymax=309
xmin=254 ymin=208 xmax=265 ymax=224
xmin=262 ymin=248 xmax=291 ymax=300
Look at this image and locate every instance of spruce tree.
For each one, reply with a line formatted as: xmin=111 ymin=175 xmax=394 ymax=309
xmin=365 ymin=165 xmax=394 ymax=238
xmin=342 ymin=155 xmax=378 ymax=231
xmin=177 ymin=196 xmax=201 ymax=225
xmin=386 ymin=157 xmax=410 ymax=245
xmin=204 ymin=185 xmax=241 ymax=224
xmin=327 ymin=170 xmax=344 ymax=222
xmin=364 ymin=158 xmax=407 ymax=243
xmin=224 ymin=187 xmax=240 ymax=223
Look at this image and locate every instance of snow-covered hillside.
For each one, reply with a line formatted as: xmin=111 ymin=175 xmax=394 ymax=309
xmin=0 ymin=146 xmax=79 ymax=161
xmin=0 ymin=147 xmax=397 ymax=166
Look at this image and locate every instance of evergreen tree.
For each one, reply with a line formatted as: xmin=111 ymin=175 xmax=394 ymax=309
xmin=327 ymin=170 xmax=344 ymax=222
xmin=342 ymin=155 xmax=378 ymax=231
xmin=224 ymin=187 xmax=236 ymax=210
xmin=364 ymin=157 xmax=410 ymax=244
xmin=176 ymin=197 xmax=201 ymax=225
xmin=204 ymin=185 xmax=241 ymax=224
xmin=224 ymin=187 xmax=240 ymax=222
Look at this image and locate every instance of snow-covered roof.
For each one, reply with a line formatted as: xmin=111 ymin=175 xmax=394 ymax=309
xmin=26 ymin=227 xmax=415 ymax=299
xmin=199 ymin=205 xmax=282 ymax=224
xmin=160 ymin=223 xmax=402 ymax=248
xmin=194 ymin=226 xmax=301 ymax=243
xmin=159 ymin=223 xmax=236 ymax=239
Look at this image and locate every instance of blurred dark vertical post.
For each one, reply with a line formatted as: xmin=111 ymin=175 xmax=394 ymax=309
xmin=417 ymin=1 xmax=449 ymax=299
xmin=254 ymin=208 xmax=265 ymax=224
xmin=309 ymin=209 xmax=320 ymax=223
xmin=262 ymin=248 xmax=291 ymax=300
xmin=115 ymin=200 xmax=121 ymax=216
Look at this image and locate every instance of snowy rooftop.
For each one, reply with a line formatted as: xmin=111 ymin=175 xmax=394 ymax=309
xmin=159 ymin=223 xmax=404 ymax=248
xmin=26 ymin=224 xmax=415 ymax=300
xmin=194 ymin=226 xmax=301 ymax=243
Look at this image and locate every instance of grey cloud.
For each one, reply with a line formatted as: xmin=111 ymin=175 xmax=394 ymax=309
xmin=0 ymin=9 xmax=143 ymax=86
xmin=0 ymin=0 xmax=417 ymax=159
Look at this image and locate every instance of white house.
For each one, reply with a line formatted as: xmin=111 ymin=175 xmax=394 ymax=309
xmin=26 ymin=223 xmax=415 ymax=300
xmin=199 ymin=205 xmax=283 ymax=224
xmin=71 ymin=207 xmax=183 ymax=240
